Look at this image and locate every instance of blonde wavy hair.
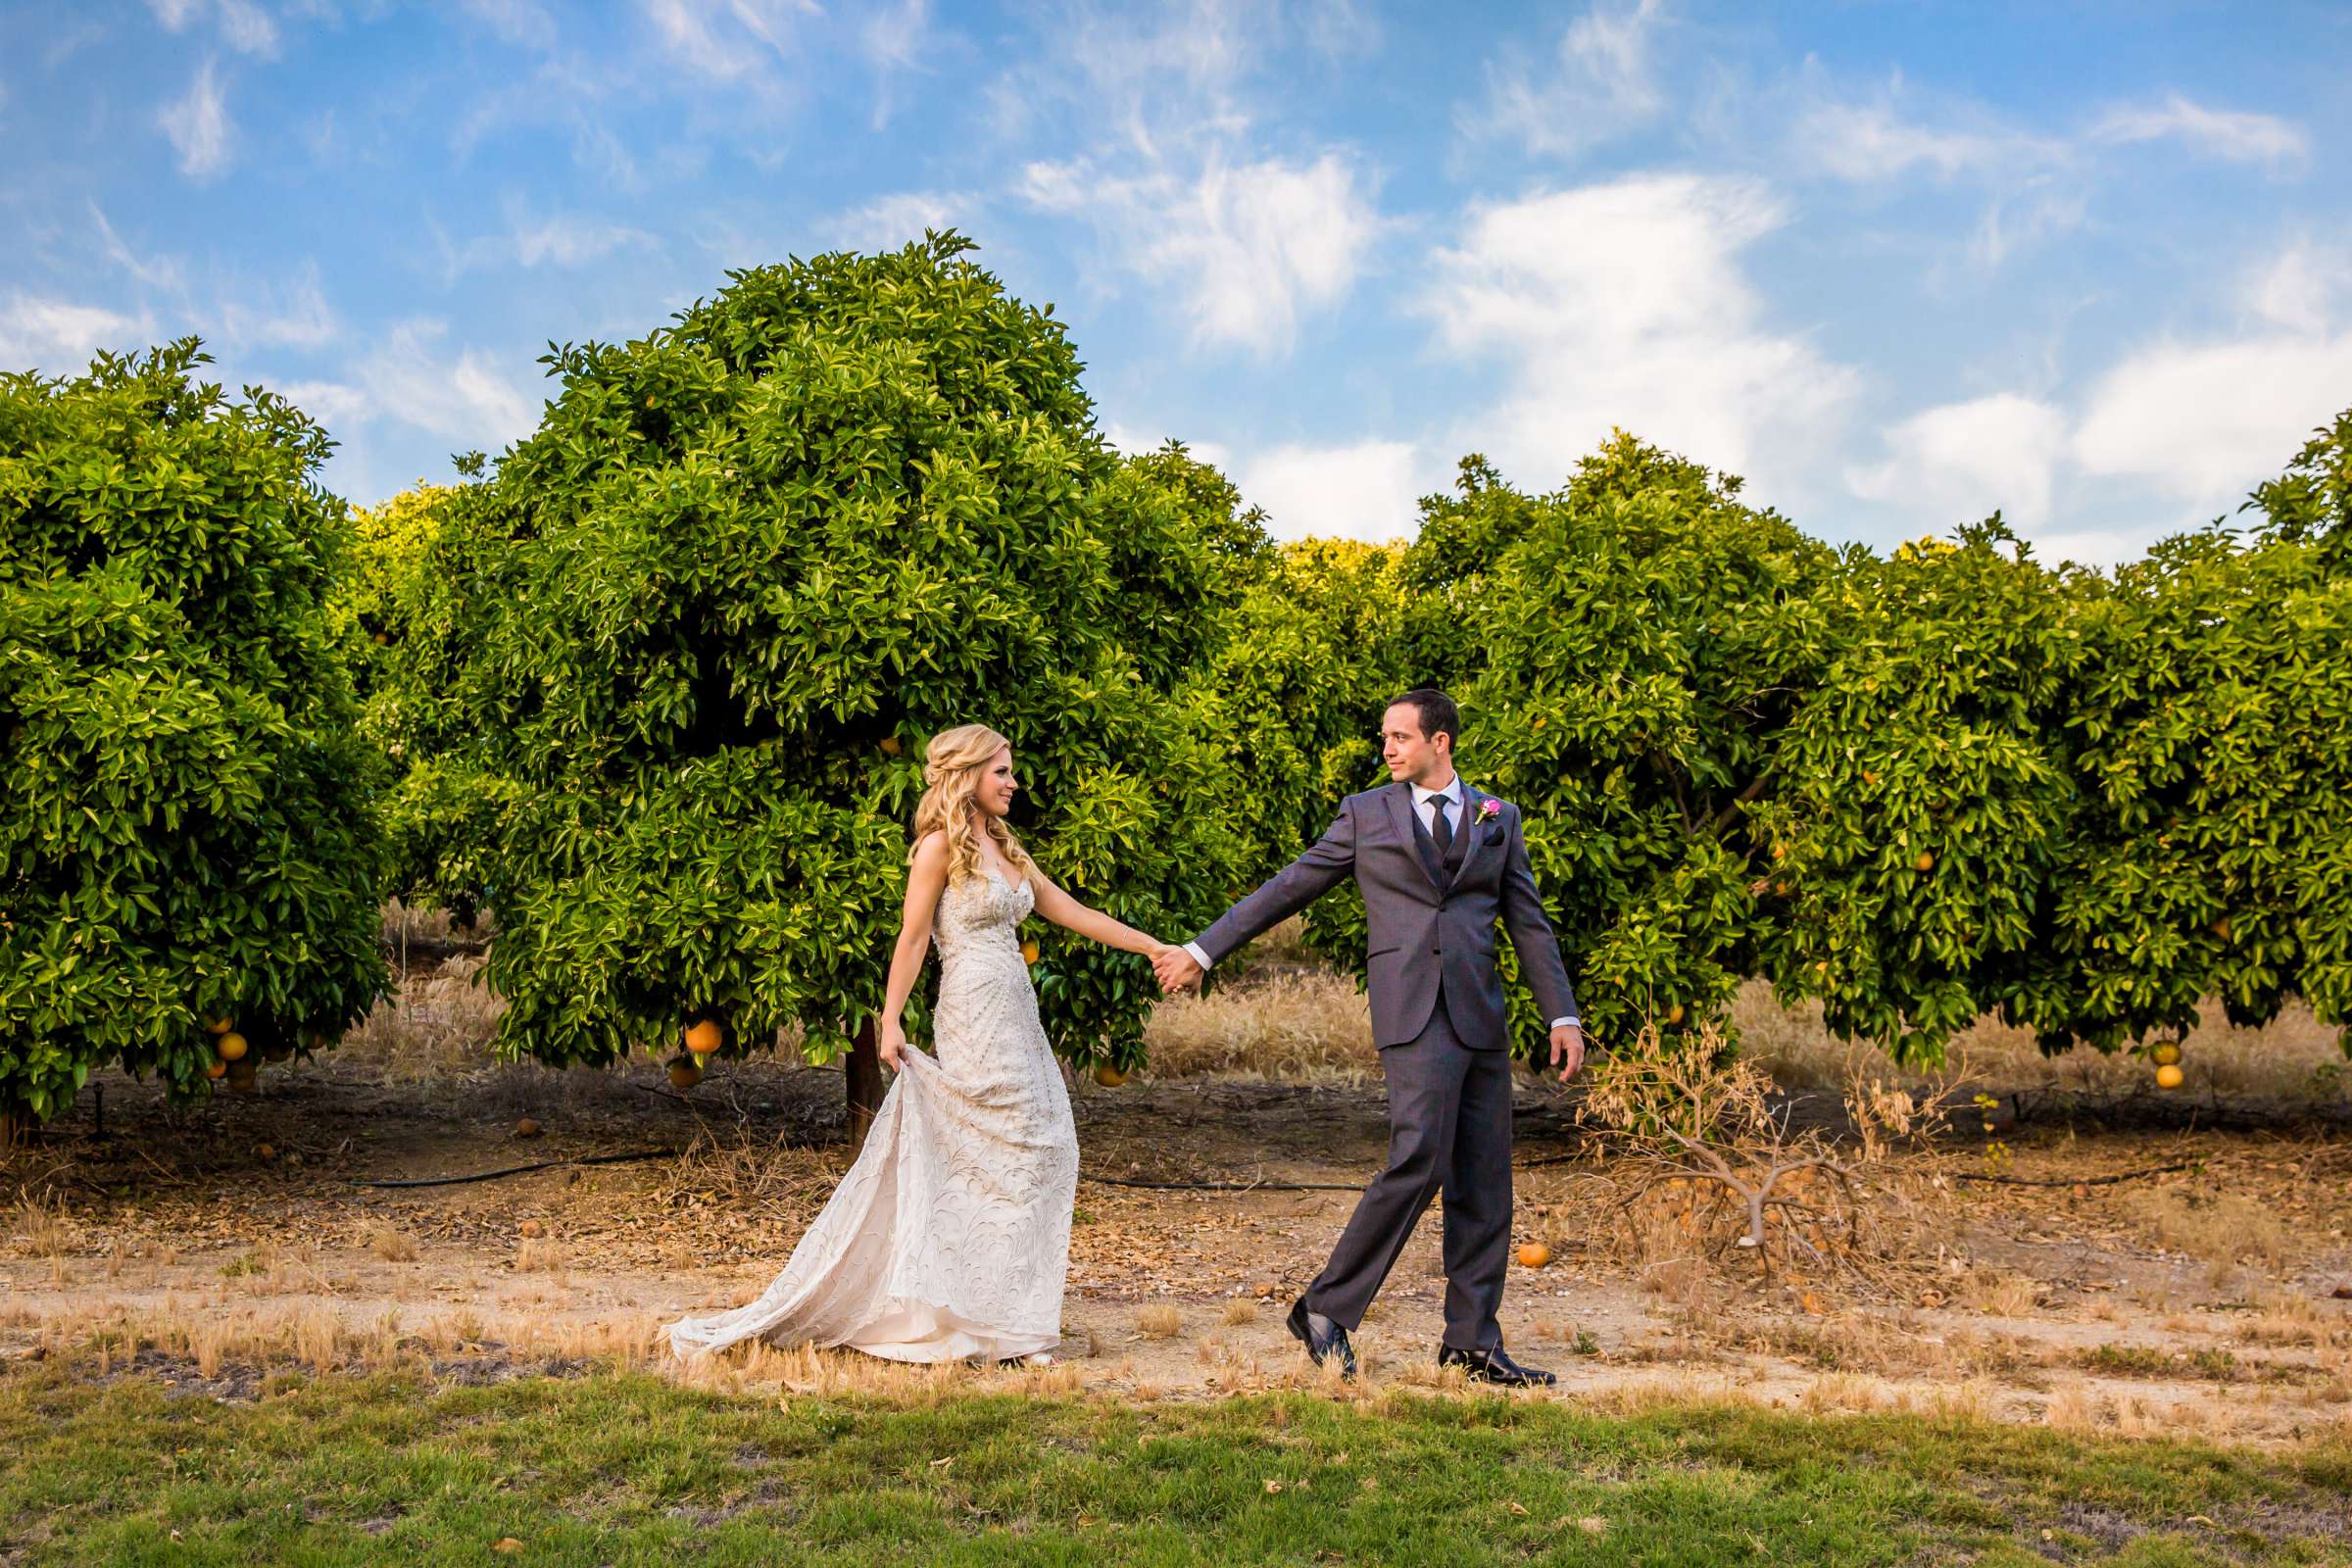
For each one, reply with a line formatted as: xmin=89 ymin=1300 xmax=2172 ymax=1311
xmin=909 ymin=723 xmax=1038 ymax=887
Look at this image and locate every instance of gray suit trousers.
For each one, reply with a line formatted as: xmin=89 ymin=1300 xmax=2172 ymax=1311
xmin=1301 ymin=1002 xmax=1513 ymax=1350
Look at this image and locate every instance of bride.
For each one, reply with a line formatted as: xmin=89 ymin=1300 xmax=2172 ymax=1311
xmin=664 ymin=723 xmax=1173 ymax=1366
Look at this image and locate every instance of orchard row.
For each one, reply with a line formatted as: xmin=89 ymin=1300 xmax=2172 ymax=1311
xmin=4 ymin=233 xmax=2347 ymax=1137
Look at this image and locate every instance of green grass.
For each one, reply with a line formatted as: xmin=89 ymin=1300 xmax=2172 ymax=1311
xmin=1 ymin=1363 xmax=2347 ymax=1565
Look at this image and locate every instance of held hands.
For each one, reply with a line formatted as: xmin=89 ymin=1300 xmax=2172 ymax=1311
xmin=1151 ymin=941 xmax=1203 ymax=996
xmin=1548 ymin=1024 xmax=1586 ymax=1083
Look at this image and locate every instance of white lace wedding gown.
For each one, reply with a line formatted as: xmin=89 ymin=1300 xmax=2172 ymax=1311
xmin=664 ymin=866 xmax=1078 ymax=1364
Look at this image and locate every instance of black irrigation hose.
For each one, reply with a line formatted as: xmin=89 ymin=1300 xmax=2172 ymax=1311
xmin=351 ymin=1148 xmax=685 ymax=1190
xmin=351 ymin=1149 xmax=1601 ymax=1195
xmin=1948 ymin=1159 xmax=2201 ymax=1188
xmin=1080 ymin=1174 xmax=1365 ymax=1193
xmin=1081 ymin=1152 xmax=1598 ymax=1194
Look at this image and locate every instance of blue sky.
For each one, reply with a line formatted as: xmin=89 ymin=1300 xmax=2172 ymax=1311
xmin=4 ymin=1 xmax=2348 ymax=563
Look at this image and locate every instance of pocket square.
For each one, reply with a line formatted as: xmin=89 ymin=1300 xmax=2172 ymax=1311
xmin=1482 ymin=823 xmax=1504 ymax=847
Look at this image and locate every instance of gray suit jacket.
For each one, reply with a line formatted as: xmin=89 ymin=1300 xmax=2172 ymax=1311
xmin=1191 ymin=781 xmax=1580 ymax=1050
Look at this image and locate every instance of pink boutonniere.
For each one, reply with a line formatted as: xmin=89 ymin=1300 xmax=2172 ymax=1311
xmin=1476 ymin=798 xmax=1501 ymax=821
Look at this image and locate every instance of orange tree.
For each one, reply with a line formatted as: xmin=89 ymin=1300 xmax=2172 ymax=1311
xmin=0 ymin=342 xmax=389 ymax=1137
xmin=1180 ymin=533 xmax=1415 ymax=963
xmin=396 ymin=236 xmax=1249 ymax=1127
xmin=2018 ymin=411 xmax=2352 ymax=1056
xmin=1412 ymin=435 xmax=1841 ymax=1054
xmin=331 ymin=481 xmax=503 ymax=921
xmin=1746 ymin=521 xmax=2087 ymax=1061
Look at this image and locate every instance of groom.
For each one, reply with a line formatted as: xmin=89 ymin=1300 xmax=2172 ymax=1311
xmin=1153 ymin=689 xmax=1586 ymax=1387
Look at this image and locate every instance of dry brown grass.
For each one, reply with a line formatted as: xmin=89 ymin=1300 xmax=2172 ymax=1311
xmin=1144 ymin=976 xmax=1376 ymax=1082
xmin=49 ymin=1296 xmax=668 ymax=1384
xmin=1137 ymin=918 xmax=1380 ymax=1082
xmin=1136 ymin=1303 xmax=1186 ymax=1340
xmin=1740 ymin=980 xmax=2347 ymax=1102
xmin=513 ymin=1239 xmax=564 ymax=1274
xmin=379 ymin=899 xmax=493 ymax=951
xmin=2115 ymin=1186 xmax=2294 ymax=1273
xmin=365 ymin=1222 xmax=420 ymax=1263
xmin=342 ymin=954 xmax=508 ymax=1083
xmin=10 ymin=1196 xmax=68 ymax=1258
xmin=1221 ymin=1298 xmax=1258 ymax=1327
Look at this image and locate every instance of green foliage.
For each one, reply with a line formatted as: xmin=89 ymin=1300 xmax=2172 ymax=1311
xmin=0 ymin=341 xmax=389 ymax=1125
xmin=1753 ymin=521 xmax=2086 ymax=1061
xmin=1092 ymin=439 xmax=1273 ymax=689
xmin=404 ymin=235 xmax=1245 ymax=1071
xmin=1180 ymin=534 xmax=1417 ymax=979
xmin=2248 ymin=406 xmax=2352 ymax=557
xmin=2042 ymin=523 xmax=2352 ymax=1053
xmin=1416 ymin=433 xmax=1840 ymax=1054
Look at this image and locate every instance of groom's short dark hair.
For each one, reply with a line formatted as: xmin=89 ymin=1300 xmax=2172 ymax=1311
xmin=1389 ymin=688 xmax=1459 ymax=747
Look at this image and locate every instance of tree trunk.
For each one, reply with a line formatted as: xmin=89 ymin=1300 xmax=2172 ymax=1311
xmin=845 ymin=1019 xmax=885 ymax=1154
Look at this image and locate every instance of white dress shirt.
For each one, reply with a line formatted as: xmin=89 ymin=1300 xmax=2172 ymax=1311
xmin=1183 ymin=773 xmax=1579 ymax=1031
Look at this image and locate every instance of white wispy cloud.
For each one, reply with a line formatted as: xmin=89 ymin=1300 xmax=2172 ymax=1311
xmin=1796 ymin=83 xmax=2307 ymax=189
xmin=1235 ymin=439 xmax=1434 ymax=542
xmin=1791 ymin=95 xmax=2056 ymax=183
xmin=1846 ymin=392 xmax=2069 ymax=528
xmin=1964 ymin=184 xmax=2088 ymax=272
xmin=159 ymin=59 xmax=233 ymax=178
xmin=822 ymin=191 xmax=977 ymax=254
xmin=43 ymin=23 xmax=108 ymax=68
xmin=461 ymin=0 xmax=558 ymax=49
xmin=276 ymin=378 xmax=371 ymax=433
xmin=1423 ymin=173 xmax=1857 ymax=502
xmin=1471 ymin=0 xmax=1666 ymax=159
xmin=215 ymin=261 xmax=339 ymax=349
xmin=640 ymin=0 xmax=818 ymax=86
xmin=148 ymin=0 xmax=278 ymax=54
xmin=354 ymin=318 xmax=540 ymax=450
xmin=2090 ymin=93 xmax=2307 ymax=167
xmin=215 ymin=0 xmax=279 ymax=55
xmin=2243 ymin=241 xmax=2351 ymax=334
xmin=0 ymin=293 xmax=158 ymax=376
xmin=858 ymin=0 xmax=935 ymax=127
xmin=431 ymin=199 xmax=659 ymax=280
xmin=1019 ymin=152 xmax=1379 ymax=355
xmin=2073 ymin=331 xmax=2352 ymax=504
xmin=90 ymin=205 xmax=187 ymax=293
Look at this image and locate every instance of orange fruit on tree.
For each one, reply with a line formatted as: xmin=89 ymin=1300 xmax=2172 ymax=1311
xmin=668 ymin=1056 xmax=703 ymax=1090
xmin=879 ymin=735 xmax=903 ymax=757
xmin=1664 ymin=1004 xmax=1685 ymax=1025
xmin=1915 ymin=851 xmax=1936 ymax=873
xmin=1517 ymin=1242 xmax=1550 ymax=1268
xmin=2154 ymin=1063 xmax=2185 ymax=1091
xmin=205 ymin=1016 xmax=233 ymax=1035
xmin=2151 ymin=1042 xmax=2181 ymax=1067
xmin=204 ymin=1057 xmax=228 ymax=1080
xmin=1021 ymin=939 xmax=1041 ymax=965
xmin=683 ymin=1017 xmax=722 ymax=1056
xmin=1091 ymin=1062 xmax=1128 ymax=1088
xmin=216 ymin=1032 xmax=248 ymax=1062
xmin=2212 ymin=917 xmax=2232 ymax=941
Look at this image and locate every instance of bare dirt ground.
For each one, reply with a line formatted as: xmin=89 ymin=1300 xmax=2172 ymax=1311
xmin=5 ymin=935 xmax=2350 ymax=1450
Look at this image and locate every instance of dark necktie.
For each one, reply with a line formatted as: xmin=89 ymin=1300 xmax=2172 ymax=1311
xmin=1429 ymin=792 xmax=1453 ymax=859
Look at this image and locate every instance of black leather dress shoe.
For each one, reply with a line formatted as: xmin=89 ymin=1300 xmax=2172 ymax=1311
xmin=1287 ymin=1298 xmax=1357 ymax=1378
xmin=1438 ymin=1345 xmax=1556 ymax=1388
